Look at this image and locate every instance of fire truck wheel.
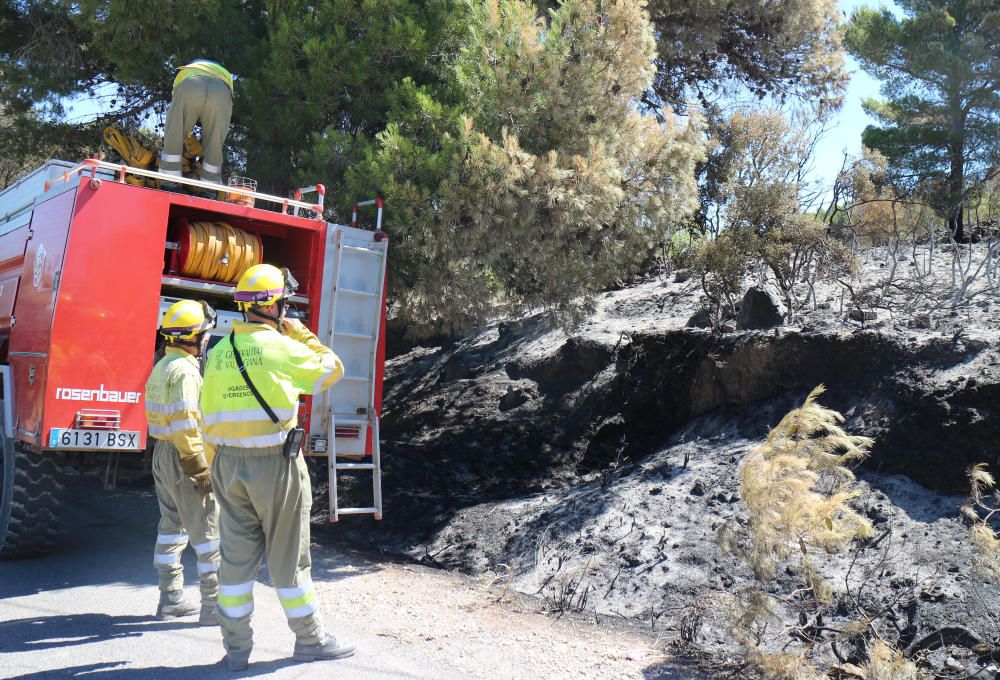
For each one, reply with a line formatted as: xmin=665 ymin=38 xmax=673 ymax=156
xmin=0 ymin=440 xmax=65 ymax=559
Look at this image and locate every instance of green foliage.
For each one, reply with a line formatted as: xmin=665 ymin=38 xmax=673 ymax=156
xmin=346 ymin=0 xmax=705 ymax=333
xmin=2 ymin=0 xmax=856 ymax=334
xmin=845 ymin=0 xmax=1000 ymax=236
xmin=692 ymin=109 xmax=857 ymax=322
xmin=645 ymin=0 xmax=847 ymax=107
xmin=693 ymin=230 xmax=751 ymax=321
xmin=0 ymin=0 xmax=261 ymax=153
xmin=240 ymin=0 xmax=459 ymax=195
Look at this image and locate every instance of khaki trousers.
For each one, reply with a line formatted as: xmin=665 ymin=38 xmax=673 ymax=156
xmin=161 ymin=75 xmax=233 ymax=183
xmin=213 ymin=446 xmax=325 ymax=655
xmin=152 ymin=439 xmax=220 ymax=604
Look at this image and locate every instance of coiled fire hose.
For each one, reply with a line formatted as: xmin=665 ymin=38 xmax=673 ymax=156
xmin=103 ymin=127 xmax=204 ymax=187
xmin=103 ymin=127 xmax=156 ymax=168
xmin=176 ymin=220 xmax=263 ymax=284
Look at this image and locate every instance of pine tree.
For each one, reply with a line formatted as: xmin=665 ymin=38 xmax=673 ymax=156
xmin=645 ymin=0 xmax=848 ymax=107
xmin=346 ymin=0 xmax=705 ymax=334
xmin=845 ymin=0 xmax=1000 ymax=241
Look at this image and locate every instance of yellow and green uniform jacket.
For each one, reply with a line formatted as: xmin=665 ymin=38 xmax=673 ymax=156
xmin=173 ymin=59 xmax=234 ymax=97
xmin=201 ymin=321 xmax=344 ymax=449
xmin=145 ymin=347 xmax=213 ymax=474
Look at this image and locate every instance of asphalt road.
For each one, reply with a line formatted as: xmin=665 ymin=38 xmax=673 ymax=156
xmin=0 ymin=483 xmax=464 ymax=680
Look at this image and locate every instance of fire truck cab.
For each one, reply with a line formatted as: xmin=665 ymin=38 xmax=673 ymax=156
xmin=0 ymin=159 xmax=387 ymax=557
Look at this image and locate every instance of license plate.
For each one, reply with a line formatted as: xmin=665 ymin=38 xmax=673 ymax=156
xmin=49 ymin=429 xmax=141 ymax=450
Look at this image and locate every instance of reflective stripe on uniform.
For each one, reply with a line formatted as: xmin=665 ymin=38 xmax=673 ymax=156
xmin=311 ymin=363 xmax=340 ymax=395
xmin=193 ymin=540 xmax=220 ymax=555
xmin=156 ymin=533 xmax=189 ymax=545
xmin=154 ymin=553 xmax=181 ymax=565
xmin=161 ymin=168 xmax=183 ymax=177
xmin=146 ymin=399 xmax=199 ymax=415
xmin=204 ymin=431 xmax=287 ymax=448
xmin=218 ymin=581 xmax=255 ymax=618
xmin=161 ymin=152 xmax=183 ymax=163
xmin=197 ymin=561 xmax=219 ymax=575
xmin=201 ymin=161 xmax=221 ymax=174
xmin=202 ymin=321 xmax=343 ymax=447
xmin=203 ymin=408 xmax=296 ymax=426
xmin=148 ymin=419 xmax=199 ymax=437
xmin=277 ymin=580 xmax=317 ymax=618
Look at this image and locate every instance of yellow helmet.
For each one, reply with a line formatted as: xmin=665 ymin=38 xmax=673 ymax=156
xmin=234 ymin=264 xmax=298 ymax=310
xmin=159 ymin=300 xmax=217 ymax=341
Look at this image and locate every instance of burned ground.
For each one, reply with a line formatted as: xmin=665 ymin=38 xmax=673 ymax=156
xmin=322 ymin=247 xmax=1000 ymax=677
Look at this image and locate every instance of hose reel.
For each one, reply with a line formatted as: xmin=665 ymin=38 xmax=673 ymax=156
xmin=175 ymin=219 xmax=263 ymax=284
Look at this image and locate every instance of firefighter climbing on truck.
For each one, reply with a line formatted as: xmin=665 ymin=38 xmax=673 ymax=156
xmin=160 ymin=59 xmax=234 ymax=193
xmin=145 ymin=299 xmax=221 ymax=626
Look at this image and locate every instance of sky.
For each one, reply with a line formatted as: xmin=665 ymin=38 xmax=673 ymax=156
xmin=809 ymin=0 xmax=890 ymax=190
xmin=62 ymin=0 xmax=890 ymax=193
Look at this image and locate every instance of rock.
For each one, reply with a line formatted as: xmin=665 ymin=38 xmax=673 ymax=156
xmin=673 ymin=269 xmax=692 ymax=283
xmin=690 ymin=481 xmax=706 ymax=496
xmin=499 ymin=387 xmax=530 ymax=411
xmin=910 ymin=313 xmax=932 ymax=329
xmin=720 ymin=322 xmax=737 ymax=334
xmin=686 ymin=308 xmax=713 ymax=328
xmin=849 ymin=309 xmax=878 ymax=322
xmin=736 ymin=285 xmax=786 ymax=330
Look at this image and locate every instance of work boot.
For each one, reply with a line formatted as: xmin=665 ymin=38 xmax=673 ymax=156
xmin=155 ymin=590 xmax=198 ymax=620
xmin=292 ymin=634 xmax=356 ymax=662
xmin=198 ymin=603 xmax=219 ymax=626
xmin=223 ymin=650 xmax=250 ymax=672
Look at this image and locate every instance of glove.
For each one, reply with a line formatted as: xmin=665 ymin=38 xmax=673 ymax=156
xmin=190 ymin=470 xmax=212 ymax=496
xmin=280 ymin=317 xmax=313 ymax=341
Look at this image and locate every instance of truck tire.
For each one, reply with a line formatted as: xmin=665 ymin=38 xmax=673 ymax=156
xmin=0 ymin=433 xmax=64 ymax=559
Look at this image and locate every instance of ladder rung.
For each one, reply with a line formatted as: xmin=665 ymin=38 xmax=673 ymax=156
xmin=336 ymin=462 xmax=375 ymax=470
xmin=342 ymin=244 xmax=384 ymax=255
xmin=340 ymin=375 xmax=369 ymax=382
xmin=334 ymin=330 xmax=375 ymax=340
xmin=338 ymin=287 xmax=378 ymax=297
xmin=333 ymin=416 xmax=370 ymax=425
xmin=337 ymin=507 xmax=379 ymax=515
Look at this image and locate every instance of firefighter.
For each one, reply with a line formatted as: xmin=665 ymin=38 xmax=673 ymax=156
xmin=145 ymin=299 xmax=220 ymax=625
xmin=202 ymin=264 xmax=354 ymax=671
xmin=160 ymin=59 xmax=233 ymax=189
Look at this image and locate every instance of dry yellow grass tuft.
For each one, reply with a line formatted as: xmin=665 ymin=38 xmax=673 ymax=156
xmin=718 ymin=385 xmax=907 ymax=679
xmin=963 ymin=463 xmax=1000 ymax=581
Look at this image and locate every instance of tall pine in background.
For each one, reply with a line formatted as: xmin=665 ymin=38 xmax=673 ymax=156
xmin=846 ymin=0 xmax=1000 ymax=241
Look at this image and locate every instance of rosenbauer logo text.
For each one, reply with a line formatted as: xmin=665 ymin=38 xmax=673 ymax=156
xmin=55 ymin=385 xmax=141 ymax=404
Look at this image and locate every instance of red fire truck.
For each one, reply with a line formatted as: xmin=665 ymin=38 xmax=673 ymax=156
xmin=0 ymin=159 xmax=388 ymax=557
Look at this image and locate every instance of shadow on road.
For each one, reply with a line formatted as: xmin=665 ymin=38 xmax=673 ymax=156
xmin=0 ymin=613 xmax=195 ymax=653
xmin=7 ymin=659 xmax=298 ymax=679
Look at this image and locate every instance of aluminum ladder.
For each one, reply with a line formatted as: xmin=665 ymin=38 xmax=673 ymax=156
xmin=322 ymin=200 xmax=388 ymax=521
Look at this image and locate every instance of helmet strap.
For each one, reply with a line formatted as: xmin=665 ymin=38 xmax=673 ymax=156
xmin=245 ymin=303 xmax=283 ymax=328
xmin=170 ymin=333 xmax=208 ymax=357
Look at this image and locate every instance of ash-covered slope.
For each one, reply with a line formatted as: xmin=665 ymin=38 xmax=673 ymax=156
xmin=327 ymin=264 xmax=999 ymax=676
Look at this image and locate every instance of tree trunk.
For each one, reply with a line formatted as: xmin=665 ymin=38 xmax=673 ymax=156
xmin=947 ymin=102 xmax=966 ymax=243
